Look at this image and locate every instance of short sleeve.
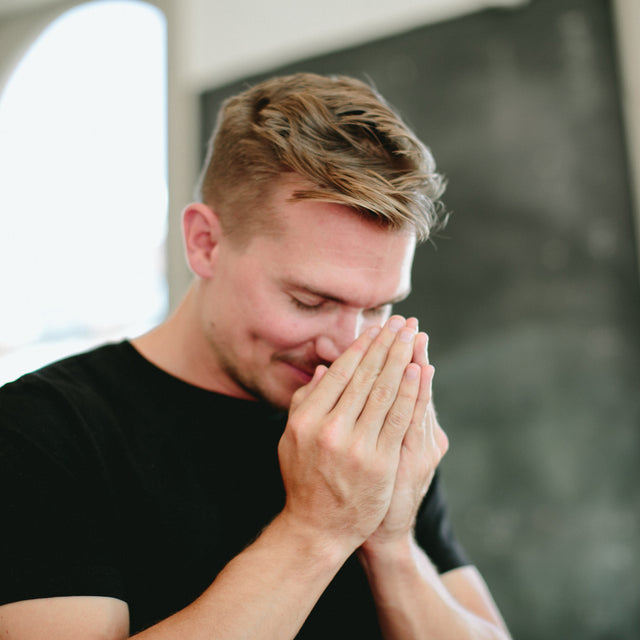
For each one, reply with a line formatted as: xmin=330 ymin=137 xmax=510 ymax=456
xmin=414 ymin=471 xmax=471 ymax=574
xmin=0 ymin=377 xmax=126 ymax=606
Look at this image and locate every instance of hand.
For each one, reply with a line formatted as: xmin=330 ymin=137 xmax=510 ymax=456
xmin=360 ymin=324 xmax=449 ymax=552
xmin=277 ymin=316 xmax=422 ymax=554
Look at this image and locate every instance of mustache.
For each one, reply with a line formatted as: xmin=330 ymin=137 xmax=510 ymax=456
xmin=274 ymin=352 xmax=332 ymax=377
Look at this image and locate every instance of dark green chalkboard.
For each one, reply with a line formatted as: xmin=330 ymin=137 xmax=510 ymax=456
xmin=200 ymin=1 xmax=640 ymax=637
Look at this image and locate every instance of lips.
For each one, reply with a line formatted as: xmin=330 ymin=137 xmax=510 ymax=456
xmin=274 ymin=350 xmax=331 ymax=386
xmin=282 ymin=361 xmax=314 ymax=383
xmin=275 ymin=355 xmax=321 ymax=382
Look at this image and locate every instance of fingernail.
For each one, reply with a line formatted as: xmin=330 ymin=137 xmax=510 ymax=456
xmin=388 ymin=317 xmax=404 ymax=333
xmin=405 ymin=364 xmax=420 ymax=380
xmin=399 ymin=328 xmax=415 ymax=343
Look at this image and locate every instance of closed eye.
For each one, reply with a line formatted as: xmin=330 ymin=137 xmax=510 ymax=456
xmin=291 ymin=296 xmax=326 ymax=311
xmin=363 ymin=303 xmax=392 ymax=318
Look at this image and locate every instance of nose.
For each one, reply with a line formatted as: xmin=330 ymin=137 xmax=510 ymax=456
xmin=315 ymin=309 xmax=376 ymax=363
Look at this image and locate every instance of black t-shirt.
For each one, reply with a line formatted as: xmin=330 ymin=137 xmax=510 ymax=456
xmin=0 ymin=341 xmax=469 ymax=637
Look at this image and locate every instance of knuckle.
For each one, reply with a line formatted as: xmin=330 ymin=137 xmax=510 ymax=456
xmin=285 ymin=409 xmax=315 ymax=441
xmin=386 ymin=407 xmax=410 ymax=431
xmin=326 ymin=363 xmax=351 ymax=386
xmin=348 ymin=360 xmax=380 ymax=391
xmin=344 ymin=441 xmax=384 ymax=481
xmin=316 ymin=418 xmax=344 ymax=453
xmin=344 ymin=443 xmax=366 ymax=471
xmin=290 ymin=385 xmax=307 ymax=408
xmin=369 ymin=456 xmax=392 ymax=484
xmin=370 ymin=382 xmax=396 ymax=406
xmin=397 ymin=382 xmax=419 ymax=406
xmin=282 ymin=422 xmax=303 ymax=450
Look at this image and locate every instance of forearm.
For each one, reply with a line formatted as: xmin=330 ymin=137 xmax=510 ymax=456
xmin=359 ymin=537 xmax=511 ymax=640
xmin=134 ymin=513 xmax=350 ymax=640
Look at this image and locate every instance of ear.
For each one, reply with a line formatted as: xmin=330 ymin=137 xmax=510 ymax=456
xmin=182 ymin=202 xmax=223 ymax=279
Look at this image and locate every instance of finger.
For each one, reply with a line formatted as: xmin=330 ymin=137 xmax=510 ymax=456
xmin=401 ymin=364 xmax=432 ymax=450
xmin=408 ymin=363 xmax=435 ymax=437
xmin=289 ymin=365 xmax=328 ymax=414
xmin=412 ymin=331 xmax=429 ymax=367
xmin=376 ymin=362 xmax=421 ymax=452
xmin=298 ymin=324 xmax=381 ymax=419
xmin=332 ymin=315 xmax=408 ymax=421
xmin=353 ymin=322 xmax=417 ymax=435
xmin=401 ymin=366 xmax=447 ymax=468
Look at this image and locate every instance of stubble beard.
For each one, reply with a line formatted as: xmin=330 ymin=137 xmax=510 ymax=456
xmin=211 ymin=344 xmax=296 ymax=411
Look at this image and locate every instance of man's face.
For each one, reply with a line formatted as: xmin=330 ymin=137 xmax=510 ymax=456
xmin=200 ymin=175 xmax=416 ymax=410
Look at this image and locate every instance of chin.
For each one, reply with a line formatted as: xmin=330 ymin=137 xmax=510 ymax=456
xmin=268 ymin=387 xmax=297 ymax=411
xmin=242 ymin=361 xmax=308 ymax=411
xmin=249 ymin=380 xmax=296 ymax=412
xmin=259 ymin=363 xmax=310 ymax=410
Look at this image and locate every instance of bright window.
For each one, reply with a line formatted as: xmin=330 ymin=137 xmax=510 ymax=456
xmin=0 ymin=1 xmax=168 ymax=384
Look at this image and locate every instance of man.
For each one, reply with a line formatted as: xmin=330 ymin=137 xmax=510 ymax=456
xmin=0 ymin=73 xmax=510 ymax=639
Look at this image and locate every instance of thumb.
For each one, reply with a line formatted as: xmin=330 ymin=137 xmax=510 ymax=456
xmin=288 ymin=365 xmax=328 ymax=413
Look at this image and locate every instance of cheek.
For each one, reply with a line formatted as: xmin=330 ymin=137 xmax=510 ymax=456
xmin=264 ymin=318 xmax=320 ymax=349
xmin=245 ymin=300 xmax=319 ymax=350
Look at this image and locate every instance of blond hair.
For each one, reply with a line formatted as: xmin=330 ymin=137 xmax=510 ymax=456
xmin=197 ymin=73 xmax=447 ymax=244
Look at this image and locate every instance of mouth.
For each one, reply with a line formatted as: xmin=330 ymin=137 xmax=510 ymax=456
xmin=280 ymin=360 xmax=315 ymax=384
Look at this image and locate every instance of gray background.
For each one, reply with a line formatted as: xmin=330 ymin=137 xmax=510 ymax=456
xmin=201 ymin=0 xmax=640 ymax=637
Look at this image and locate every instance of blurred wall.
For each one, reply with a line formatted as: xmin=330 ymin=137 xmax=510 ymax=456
xmin=199 ymin=1 xmax=639 ymax=638
xmin=178 ymin=0 xmax=523 ymax=87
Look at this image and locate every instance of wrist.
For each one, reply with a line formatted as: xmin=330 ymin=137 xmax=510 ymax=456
xmin=358 ymin=532 xmax=416 ymax=575
xmin=271 ymin=508 xmax=359 ymax=572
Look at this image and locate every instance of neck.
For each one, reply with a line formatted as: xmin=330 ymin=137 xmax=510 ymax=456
xmin=131 ymin=281 xmax=230 ymax=394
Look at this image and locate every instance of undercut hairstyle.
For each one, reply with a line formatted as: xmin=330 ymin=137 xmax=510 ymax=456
xmin=196 ymin=72 xmax=448 ymax=245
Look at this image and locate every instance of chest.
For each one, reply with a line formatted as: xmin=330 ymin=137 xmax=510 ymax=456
xmin=106 ymin=411 xmax=286 ymax=630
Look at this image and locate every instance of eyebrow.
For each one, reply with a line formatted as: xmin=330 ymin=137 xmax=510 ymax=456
xmin=287 ymin=282 xmax=412 ymax=308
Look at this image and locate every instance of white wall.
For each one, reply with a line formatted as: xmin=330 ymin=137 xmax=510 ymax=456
xmin=179 ymin=0 xmax=525 ymax=89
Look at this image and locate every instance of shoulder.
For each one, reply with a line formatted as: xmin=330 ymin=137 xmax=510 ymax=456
xmin=1 ymin=341 xmax=134 ymax=399
xmin=0 ymin=342 xmax=135 ymax=455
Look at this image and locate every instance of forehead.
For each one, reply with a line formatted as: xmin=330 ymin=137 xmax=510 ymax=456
xmin=247 ymin=176 xmax=416 ymax=305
